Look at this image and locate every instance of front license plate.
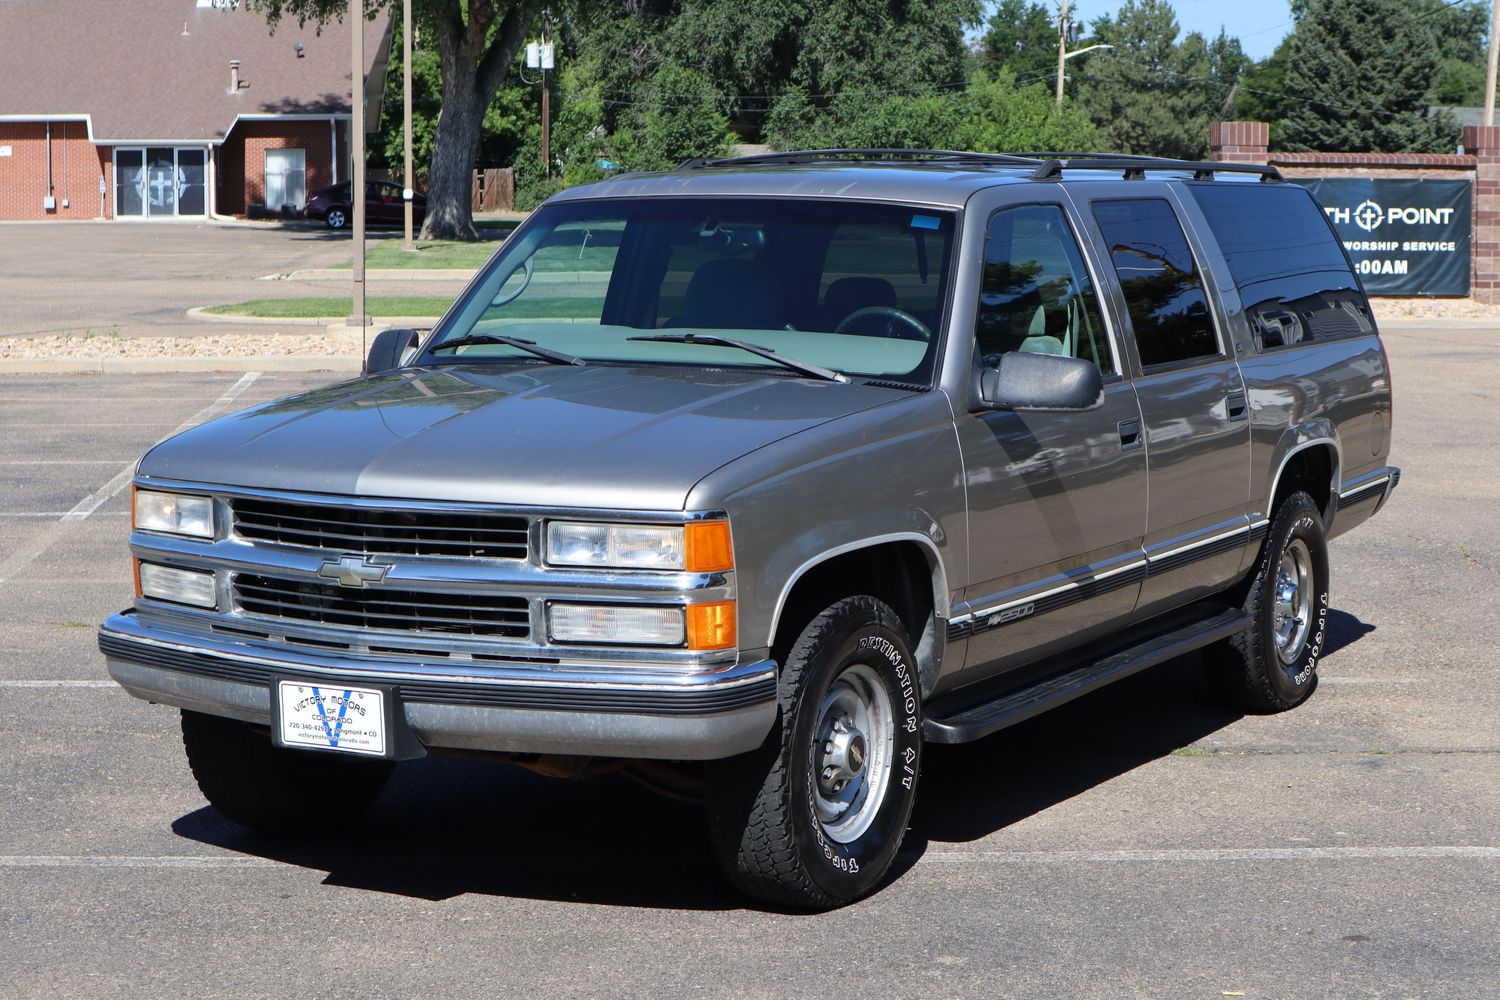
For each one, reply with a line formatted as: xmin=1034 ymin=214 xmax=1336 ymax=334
xmin=276 ymin=680 xmax=387 ymax=757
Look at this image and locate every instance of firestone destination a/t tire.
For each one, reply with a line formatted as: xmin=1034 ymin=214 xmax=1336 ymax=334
xmin=706 ymin=596 xmax=922 ymax=909
xmin=1209 ymin=490 xmax=1331 ymax=713
xmin=180 ymin=709 xmax=394 ymax=835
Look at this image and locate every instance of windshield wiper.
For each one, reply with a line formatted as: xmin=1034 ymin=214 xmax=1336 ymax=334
xmin=428 ymin=334 xmax=586 ymax=366
xmin=627 ymin=333 xmax=849 ymax=383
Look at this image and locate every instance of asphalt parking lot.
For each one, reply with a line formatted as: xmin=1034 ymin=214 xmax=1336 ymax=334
xmin=1 ymin=328 xmax=1496 ymax=998
xmin=0 ymin=223 xmax=473 ymax=339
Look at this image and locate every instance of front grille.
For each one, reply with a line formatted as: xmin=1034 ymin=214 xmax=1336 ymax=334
xmin=233 ymin=574 xmax=530 ymax=639
xmin=232 ymin=497 xmax=529 ymax=560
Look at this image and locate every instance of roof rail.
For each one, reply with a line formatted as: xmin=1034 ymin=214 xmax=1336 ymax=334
xmin=674 ymin=148 xmax=1284 ymax=183
xmin=676 ymin=148 xmax=1046 ymax=170
xmin=1022 ymin=152 xmax=1283 ymax=183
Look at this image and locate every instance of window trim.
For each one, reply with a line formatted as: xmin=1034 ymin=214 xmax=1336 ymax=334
xmin=977 ymin=200 xmax=1125 ymax=380
xmin=1087 ymin=194 xmax=1228 ymax=374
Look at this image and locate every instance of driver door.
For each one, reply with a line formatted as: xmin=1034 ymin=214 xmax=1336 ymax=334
xmin=951 ymin=197 xmax=1148 ymax=684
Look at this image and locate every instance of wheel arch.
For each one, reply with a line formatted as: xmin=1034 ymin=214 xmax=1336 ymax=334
xmin=768 ymin=534 xmax=950 ymax=697
xmin=1263 ymin=430 xmax=1342 ymax=526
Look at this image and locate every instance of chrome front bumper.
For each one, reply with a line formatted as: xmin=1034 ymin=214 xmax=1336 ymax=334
xmin=100 ymin=611 xmax=777 ymax=760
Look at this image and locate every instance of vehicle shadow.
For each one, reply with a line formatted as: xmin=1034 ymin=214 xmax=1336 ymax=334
xmin=171 ymin=614 xmax=1375 ymax=910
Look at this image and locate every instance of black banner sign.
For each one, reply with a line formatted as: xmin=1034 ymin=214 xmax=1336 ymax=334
xmin=1294 ymin=178 xmax=1471 ymax=296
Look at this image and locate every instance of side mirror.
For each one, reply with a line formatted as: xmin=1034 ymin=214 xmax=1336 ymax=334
xmin=365 ymin=328 xmax=422 ymax=375
xmin=979 ymin=351 xmax=1104 ymax=412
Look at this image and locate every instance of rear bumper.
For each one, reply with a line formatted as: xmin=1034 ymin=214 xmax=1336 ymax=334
xmin=99 ymin=611 xmax=777 ymax=760
xmin=1330 ymin=466 xmax=1401 ymax=539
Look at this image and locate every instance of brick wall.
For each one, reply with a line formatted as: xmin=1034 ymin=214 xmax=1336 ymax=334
xmin=1210 ymin=120 xmax=1497 ymax=302
xmin=1463 ymin=125 xmax=1500 ymax=303
xmin=0 ymin=121 xmax=112 ymax=220
xmin=219 ymin=119 xmax=338 ymax=216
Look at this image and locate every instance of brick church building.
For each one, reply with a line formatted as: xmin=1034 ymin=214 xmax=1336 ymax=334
xmin=0 ymin=0 xmax=390 ymax=221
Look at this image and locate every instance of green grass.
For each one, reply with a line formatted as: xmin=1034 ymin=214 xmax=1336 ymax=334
xmin=206 ymin=296 xmax=454 ymax=319
xmin=337 ymin=239 xmax=506 ymax=270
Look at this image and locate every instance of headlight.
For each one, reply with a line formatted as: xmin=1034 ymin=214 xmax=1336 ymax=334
xmin=548 ymin=604 xmax=686 ymax=646
xmin=134 ymin=489 xmax=214 ymax=539
xmin=545 ymin=520 xmax=732 ymax=572
xmin=136 ymin=561 xmax=217 ymax=608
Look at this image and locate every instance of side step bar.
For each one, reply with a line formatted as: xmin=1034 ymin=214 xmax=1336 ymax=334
xmin=923 ymin=608 xmax=1251 ymax=744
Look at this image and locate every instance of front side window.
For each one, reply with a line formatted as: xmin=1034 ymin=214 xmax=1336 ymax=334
xmin=422 ymin=198 xmax=956 ymax=383
xmin=976 ymin=204 xmax=1114 ymax=375
xmin=1092 ymin=198 xmax=1219 ymax=368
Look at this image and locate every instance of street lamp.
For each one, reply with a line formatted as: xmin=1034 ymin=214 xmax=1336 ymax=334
xmin=1056 ymin=44 xmax=1115 ymax=105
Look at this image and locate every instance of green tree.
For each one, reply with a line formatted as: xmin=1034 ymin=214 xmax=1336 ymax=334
xmin=251 ymin=0 xmax=545 ymax=240
xmin=977 ymin=0 xmax=1059 ymax=86
xmin=1414 ymin=0 xmax=1489 ymax=107
xmin=1278 ymin=0 xmax=1458 ymax=152
xmin=610 ymin=62 xmax=734 ymax=170
xmin=1075 ymin=0 xmax=1247 ymax=159
xmin=764 ymin=68 xmax=1096 ymax=154
xmin=1230 ymin=36 xmax=1294 ymax=144
xmin=566 ymin=0 xmax=982 ymax=137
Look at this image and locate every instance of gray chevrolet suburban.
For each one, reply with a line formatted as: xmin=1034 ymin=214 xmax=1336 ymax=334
xmin=100 ymin=150 xmax=1399 ymax=909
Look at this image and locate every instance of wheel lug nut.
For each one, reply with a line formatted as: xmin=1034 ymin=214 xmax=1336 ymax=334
xmin=822 ymin=766 xmax=835 ymax=781
xmin=823 ymin=740 xmax=834 ymax=754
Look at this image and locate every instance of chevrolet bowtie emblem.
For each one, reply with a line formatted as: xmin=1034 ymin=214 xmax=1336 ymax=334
xmin=317 ymin=555 xmax=392 ymax=588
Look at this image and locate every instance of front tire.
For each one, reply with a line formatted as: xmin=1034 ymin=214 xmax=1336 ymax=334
xmin=325 ymin=208 xmax=347 ymax=230
xmin=1209 ymin=491 xmax=1331 ymax=712
xmin=180 ymin=710 xmax=393 ymax=835
xmin=706 ymin=596 xmax=921 ymax=909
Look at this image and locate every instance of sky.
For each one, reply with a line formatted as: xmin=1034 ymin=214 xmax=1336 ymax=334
xmin=1060 ymin=0 xmax=1295 ymax=61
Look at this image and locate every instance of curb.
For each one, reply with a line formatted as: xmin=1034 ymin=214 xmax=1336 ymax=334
xmin=0 ymin=356 xmax=362 ymax=375
xmin=185 ymin=307 xmax=439 ymax=329
xmin=1375 ymin=316 xmax=1500 ymax=331
xmin=273 ymin=267 xmax=479 ymax=281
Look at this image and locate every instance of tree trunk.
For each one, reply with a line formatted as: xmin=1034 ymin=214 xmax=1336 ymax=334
xmin=421 ymin=86 xmax=485 ymax=240
xmin=418 ymin=1 xmax=530 ymax=241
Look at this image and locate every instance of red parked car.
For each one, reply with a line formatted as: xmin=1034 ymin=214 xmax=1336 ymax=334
xmin=303 ymin=180 xmax=427 ymax=230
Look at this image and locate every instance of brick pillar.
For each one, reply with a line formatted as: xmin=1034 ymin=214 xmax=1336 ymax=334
xmin=1209 ymin=121 xmax=1269 ymax=164
xmin=1464 ymin=125 xmax=1500 ymax=304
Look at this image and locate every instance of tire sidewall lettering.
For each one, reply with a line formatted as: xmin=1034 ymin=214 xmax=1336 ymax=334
xmin=798 ymin=618 xmax=920 ymax=885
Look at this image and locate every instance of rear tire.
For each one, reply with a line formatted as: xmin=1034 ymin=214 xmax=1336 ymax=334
xmin=705 ymin=596 xmax=921 ymax=909
xmin=1209 ymin=491 xmax=1330 ymax=712
xmin=180 ymin=710 xmax=393 ymax=835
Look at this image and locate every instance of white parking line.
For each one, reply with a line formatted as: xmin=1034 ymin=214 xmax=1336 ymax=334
xmin=1318 ymin=677 xmax=1422 ymax=685
xmin=0 ymin=680 xmax=117 ymax=688
xmin=919 ymin=846 xmax=1500 ymax=864
xmin=0 ymin=512 xmax=131 ymax=518
xmin=0 ymin=846 xmax=1494 ymax=871
xmin=0 ymin=372 xmax=260 ymax=587
xmin=0 ymin=460 xmax=125 ymax=465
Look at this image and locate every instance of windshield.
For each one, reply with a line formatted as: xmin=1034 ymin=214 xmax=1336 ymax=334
xmin=421 ymin=197 xmax=957 ymax=382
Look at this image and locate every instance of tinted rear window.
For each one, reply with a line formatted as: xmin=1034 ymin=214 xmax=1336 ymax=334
xmin=1188 ymin=183 xmax=1355 ymax=287
xmin=1188 ymin=183 xmax=1371 ymax=351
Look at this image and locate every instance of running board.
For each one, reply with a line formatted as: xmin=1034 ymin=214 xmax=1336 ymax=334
xmin=923 ymin=608 xmax=1251 ymax=744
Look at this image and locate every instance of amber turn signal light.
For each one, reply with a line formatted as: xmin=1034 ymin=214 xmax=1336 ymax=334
xmin=686 ymin=601 xmax=737 ymax=650
xmin=684 ymin=520 xmax=734 ymax=573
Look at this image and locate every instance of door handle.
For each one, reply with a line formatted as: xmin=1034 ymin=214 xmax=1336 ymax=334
xmin=1226 ymin=391 xmax=1248 ymax=421
xmin=1118 ymin=418 xmax=1142 ymax=450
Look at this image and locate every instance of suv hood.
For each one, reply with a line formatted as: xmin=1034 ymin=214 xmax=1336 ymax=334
xmin=140 ymin=365 xmax=902 ymax=510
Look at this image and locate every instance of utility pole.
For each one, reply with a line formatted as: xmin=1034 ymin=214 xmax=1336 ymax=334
xmin=541 ymin=16 xmax=551 ymax=179
xmin=1486 ymin=0 xmax=1500 ymax=126
xmin=1056 ymin=0 xmax=1070 ymax=106
xmin=351 ymin=3 xmax=367 ymax=350
xmin=402 ymin=0 xmax=414 ymax=250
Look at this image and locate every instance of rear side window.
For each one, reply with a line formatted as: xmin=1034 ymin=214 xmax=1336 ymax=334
xmin=1187 ymin=182 xmax=1369 ymax=351
xmin=1092 ymin=198 xmax=1219 ymax=368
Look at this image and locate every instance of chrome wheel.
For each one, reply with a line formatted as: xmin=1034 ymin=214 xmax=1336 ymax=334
xmin=812 ymin=662 xmax=895 ymax=844
xmin=1272 ymin=537 xmax=1314 ymax=664
xmin=326 ymin=209 xmax=346 ymax=230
